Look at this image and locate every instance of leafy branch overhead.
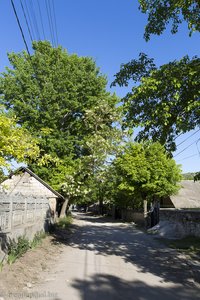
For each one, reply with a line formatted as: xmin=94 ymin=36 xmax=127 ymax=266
xmin=112 ymin=53 xmax=200 ymax=152
xmin=139 ymin=0 xmax=200 ymax=41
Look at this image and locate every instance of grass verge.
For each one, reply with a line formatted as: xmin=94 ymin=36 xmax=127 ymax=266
xmin=3 ymin=214 xmax=73 ymax=268
xmin=160 ymin=236 xmax=200 ymax=259
xmin=56 ymin=214 xmax=73 ymax=230
xmin=7 ymin=231 xmax=47 ymax=265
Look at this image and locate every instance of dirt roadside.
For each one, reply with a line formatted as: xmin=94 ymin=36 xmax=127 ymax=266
xmin=0 ymin=231 xmax=67 ymax=298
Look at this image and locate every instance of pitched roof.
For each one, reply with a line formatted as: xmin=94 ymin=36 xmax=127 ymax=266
xmin=15 ymin=167 xmax=65 ymax=200
xmin=170 ymin=180 xmax=200 ymax=208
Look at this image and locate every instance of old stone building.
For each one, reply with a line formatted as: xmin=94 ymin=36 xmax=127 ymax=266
xmin=0 ymin=167 xmax=65 ymax=262
xmin=0 ymin=167 xmax=65 ymax=215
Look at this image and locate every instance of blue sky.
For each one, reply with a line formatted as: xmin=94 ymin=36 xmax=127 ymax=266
xmin=0 ymin=0 xmax=199 ymax=173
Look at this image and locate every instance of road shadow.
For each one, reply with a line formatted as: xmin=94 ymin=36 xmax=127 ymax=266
xmin=51 ymin=214 xmax=198 ymax=289
xmin=52 ymin=274 xmax=200 ymax=300
xmin=70 ymin=274 xmax=200 ymax=300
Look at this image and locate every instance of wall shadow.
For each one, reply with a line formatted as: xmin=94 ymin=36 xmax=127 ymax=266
xmin=0 ymin=229 xmax=10 ymax=256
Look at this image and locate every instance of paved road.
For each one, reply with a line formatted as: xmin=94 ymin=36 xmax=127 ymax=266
xmin=30 ymin=213 xmax=200 ymax=300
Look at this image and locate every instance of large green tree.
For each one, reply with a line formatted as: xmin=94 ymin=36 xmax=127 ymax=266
xmin=0 ymin=41 xmax=120 ymax=185
xmin=113 ymin=142 xmax=182 ymax=209
xmin=112 ymin=53 xmax=200 ymax=152
xmin=54 ymin=104 xmax=124 ymax=211
xmin=139 ymin=0 xmax=200 ymax=41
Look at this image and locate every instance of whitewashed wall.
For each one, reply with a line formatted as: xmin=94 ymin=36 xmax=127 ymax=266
xmin=1 ymin=172 xmax=57 ymax=212
xmin=0 ymin=194 xmax=50 ymax=233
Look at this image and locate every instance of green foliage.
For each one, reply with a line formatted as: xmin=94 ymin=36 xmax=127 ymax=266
xmin=0 ymin=107 xmax=40 ymax=171
xmin=194 ymin=172 xmax=200 ymax=181
xmin=0 ymin=169 xmax=6 ymax=184
xmin=30 ymin=231 xmax=47 ymax=249
xmin=139 ymin=0 xmax=200 ymax=41
xmin=113 ymin=142 xmax=182 ymax=208
xmin=0 ymin=261 xmax=3 ymax=272
xmin=7 ymin=232 xmax=46 ymax=265
xmin=182 ymin=172 xmax=196 ymax=180
xmin=56 ymin=214 xmax=73 ymax=229
xmin=112 ymin=54 xmax=200 ymax=152
xmin=0 ymin=41 xmax=121 ymax=186
xmin=112 ymin=52 xmax=156 ymax=87
xmin=7 ymin=236 xmax=30 ymax=264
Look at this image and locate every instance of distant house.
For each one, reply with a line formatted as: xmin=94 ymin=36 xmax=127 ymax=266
xmin=0 ymin=167 xmax=65 ymax=216
xmin=160 ymin=180 xmax=200 ymax=209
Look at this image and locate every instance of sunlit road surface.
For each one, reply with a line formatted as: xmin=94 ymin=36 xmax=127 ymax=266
xmin=27 ymin=213 xmax=200 ymax=300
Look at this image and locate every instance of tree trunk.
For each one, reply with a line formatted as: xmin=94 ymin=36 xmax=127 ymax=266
xmin=60 ymin=197 xmax=69 ymax=218
xmin=154 ymin=200 xmax=160 ymax=225
xmin=143 ymin=199 xmax=148 ymax=228
xmin=99 ymin=198 xmax=103 ymax=215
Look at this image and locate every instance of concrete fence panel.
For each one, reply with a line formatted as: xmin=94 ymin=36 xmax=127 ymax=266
xmin=0 ymin=193 xmax=52 ymax=262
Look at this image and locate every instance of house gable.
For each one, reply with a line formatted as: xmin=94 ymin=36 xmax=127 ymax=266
xmin=0 ymin=167 xmax=65 ymax=213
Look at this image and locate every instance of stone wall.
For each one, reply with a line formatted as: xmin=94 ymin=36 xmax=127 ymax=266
xmin=160 ymin=209 xmax=200 ymax=237
xmin=121 ymin=209 xmax=144 ymax=225
xmin=0 ymin=193 xmax=52 ymax=263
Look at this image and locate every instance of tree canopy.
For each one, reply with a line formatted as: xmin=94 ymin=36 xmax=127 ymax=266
xmin=139 ymin=0 xmax=200 ymax=41
xmin=0 ymin=41 xmax=121 ymax=186
xmin=112 ymin=53 xmax=200 ymax=152
xmin=113 ymin=142 xmax=182 ymax=208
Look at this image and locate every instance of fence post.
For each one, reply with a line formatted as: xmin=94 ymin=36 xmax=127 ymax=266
xmin=9 ymin=198 xmax=13 ymax=231
xmin=34 ymin=197 xmax=37 ymax=221
xmin=144 ymin=199 xmax=148 ymax=228
xmin=24 ymin=197 xmax=27 ymax=224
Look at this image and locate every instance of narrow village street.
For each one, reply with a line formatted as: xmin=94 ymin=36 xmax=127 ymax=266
xmin=7 ymin=212 xmax=199 ymax=300
xmin=0 ymin=2 xmax=199 ymax=300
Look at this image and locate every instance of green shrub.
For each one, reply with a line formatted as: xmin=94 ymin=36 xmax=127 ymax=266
xmin=30 ymin=231 xmax=47 ymax=249
xmin=56 ymin=214 xmax=73 ymax=229
xmin=7 ymin=231 xmax=47 ymax=264
xmin=0 ymin=261 xmax=3 ymax=272
xmin=7 ymin=236 xmax=29 ymax=264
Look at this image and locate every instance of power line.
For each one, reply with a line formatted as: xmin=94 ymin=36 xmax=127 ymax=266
xmin=20 ymin=0 xmax=33 ymax=42
xmin=52 ymin=0 xmax=58 ymax=45
xmin=174 ymin=138 xmax=200 ymax=158
xmin=176 ymin=153 xmax=199 ymax=162
xmin=37 ymin=0 xmax=46 ymax=40
xmin=13 ymin=0 xmax=59 ymax=48
xmin=45 ymin=0 xmax=55 ymax=46
xmin=10 ymin=0 xmax=31 ymax=56
xmin=11 ymin=0 xmax=59 ymax=92
xmin=176 ymin=128 xmax=200 ymax=147
xmin=174 ymin=132 xmax=183 ymax=140
xmin=48 ymin=0 xmax=56 ymax=46
xmin=196 ymin=139 xmax=200 ymax=156
xmin=10 ymin=1 xmax=43 ymax=93
xmin=24 ymin=0 xmax=35 ymax=40
xmin=29 ymin=0 xmax=41 ymax=40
